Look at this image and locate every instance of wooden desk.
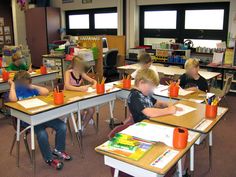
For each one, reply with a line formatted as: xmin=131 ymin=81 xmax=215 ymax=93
xmin=117 ymin=64 xmax=221 ymax=81
xmin=95 ymin=122 xmax=200 ymax=177
xmin=0 ymin=70 xmax=59 ymax=92
xmin=4 ymin=85 xmax=121 ymax=175
xmin=150 ymin=100 xmax=228 ymax=134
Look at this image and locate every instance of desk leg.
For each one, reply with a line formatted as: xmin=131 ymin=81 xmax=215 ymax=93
xmin=209 ymin=131 xmax=213 ymax=170
xmin=70 ymin=112 xmax=83 ymax=156
xmin=30 ymin=125 xmax=36 ymax=176
xmin=124 ymin=99 xmax=127 ymax=120
xmin=114 ymin=169 xmax=119 ymax=177
xmin=96 ymin=106 xmax=99 ymax=133
xmin=51 ymin=80 xmax=54 ymax=89
xmin=190 ymin=145 xmax=194 ymax=174
xmin=16 ymin=118 xmax=20 ymax=168
xmin=109 ymin=101 xmax=115 ymax=129
xmin=177 ymin=159 xmax=183 ymax=177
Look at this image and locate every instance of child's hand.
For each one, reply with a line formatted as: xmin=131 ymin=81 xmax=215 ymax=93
xmin=168 ymin=105 xmax=178 ymax=114
xmin=28 ymin=64 xmax=33 ymax=73
xmin=80 ymin=85 xmax=89 ymax=92
xmin=176 ymin=106 xmax=183 ymax=111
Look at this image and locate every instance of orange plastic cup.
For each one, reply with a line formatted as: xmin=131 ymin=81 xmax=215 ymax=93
xmin=173 ymin=127 xmax=188 ymax=149
xmin=53 ymin=91 xmax=64 ymax=105
xmin=2 ymin=71 xmax=9 ymax=82
xmin=123 ymin=79 xmax=131 ymax=89
xmin=205 ymin=104 xmax=218 ymax=119
xmin=40 ymin=66 xmax=47 ymax=74
xmin=169 ymin=85 xmax=179 ymax=97
xmin=96 ymin=84 xmax=105 ymax=94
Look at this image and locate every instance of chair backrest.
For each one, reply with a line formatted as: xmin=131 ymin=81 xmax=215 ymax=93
xmin=104 ymin=49 xmax=118 ymax=68
xmin=222 ymin=74 xmax=233 ymax=96
xmin=108 ymin=115 xmax=134 ymax=139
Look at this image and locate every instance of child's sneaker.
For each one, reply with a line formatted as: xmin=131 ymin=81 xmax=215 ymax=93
xmin=89 ymin=118 xmax=95 ymax=125
xmin=52 ymin=149 xmax=72 ymax=161
xmin=46 ymin=159 xmax=64 ymax=170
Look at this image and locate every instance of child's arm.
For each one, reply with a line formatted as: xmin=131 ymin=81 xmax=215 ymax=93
xmin=64 ymin=70 xmax=90 ymax=92
xmin=142 ymin=105 xmax=178 ymax=118
xmin=30 ymin=85 xmax=49 ymax=96
xmin=8 ymin=79 xmax=18 ymax=102
xmin=154 ymin=100 xmax=171 ymax=108
xmin=81 ymin=73 xmax=97 ymax=88
xmin=28 ymin=64 xmax=33 ymax=73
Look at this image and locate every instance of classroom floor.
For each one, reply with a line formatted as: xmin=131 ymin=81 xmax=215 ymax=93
xmin=0 ymin=95 xmax=235 ymax=177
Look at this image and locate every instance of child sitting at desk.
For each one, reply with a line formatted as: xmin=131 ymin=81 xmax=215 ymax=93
xmin=180 ymin=58 xmax=208 ymax=92
xmin=128 ymin=68 xmax=180 ymax=123
xmin=8 ymin=71 xmax=71 ymax=170
xmin=128 ymin=69 xmax=190 ymax=177
xmin=7 ymin=52 xmax=32 ymax=72
xmin=131 ymin=53 xmax=159 ymax=79
xmin=64 ymin=56 xmax=97 ymax=129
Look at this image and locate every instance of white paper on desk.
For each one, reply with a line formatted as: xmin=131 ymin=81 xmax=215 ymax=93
xmin=29 ymin=72 xmax=37 ymax=75
xmin=87 ymin=87 xmax=96 ymax=93
xmin=121 ymin=122 xmax=174 ymax=147
xmin=153 ymin=85 xmax=169 ymax=96
xmin=105 ymin=83 xmax=120 ymax=92
xmin=217 ymin=107 xmax=227 ymax=116
xmin=151 ymin=149 xmax=179 ymax=169
xmin=174 ymin=104 xmax=196 ymax=116
xmin=17 ymin=98 xmax=47 ymax=109
xmin=178 ymin=89 xmax=194 ymax=96
xmin=187 ymin=99 xmax=203 ymax=103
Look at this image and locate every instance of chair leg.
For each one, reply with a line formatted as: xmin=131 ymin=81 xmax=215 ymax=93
xmin=96 ymin=106 xmax=99 ymax=133
xmin=67 ymin=119 xmax=74 ymax=145
xmin=23 ymin=133 xmax=32 ymax=163
xmin=10 ymin=133 xmax=16 ymax=155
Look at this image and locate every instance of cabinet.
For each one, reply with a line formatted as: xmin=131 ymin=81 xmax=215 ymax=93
xmin=25 ymin=7 xmax=60 ymax=67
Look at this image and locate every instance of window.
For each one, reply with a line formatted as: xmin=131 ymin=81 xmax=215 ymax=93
xmin=144 ymin=11 xmax=177 ymax=29
xmin=68 ymin=14 xmax=89 ymax=29
xmin=65 ymin=7 xmax=117 ymax=36
xmin=139 ymin=2 xmax=229 ymax=47
xmin=185 ymin=10 xmax=224 ymax=30
xmin=95 ymin=13 xmax=118 ymax=29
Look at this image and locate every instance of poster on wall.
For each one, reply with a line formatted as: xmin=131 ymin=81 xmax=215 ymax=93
xmin=0 ymin=18 xmax=4 ymax=27
xmin=0 ymin=27 xmax=3 ymax=35
xmin=62 ymin=0 xmax=74 ymax=3
xmin=4 ymin=26 xmax=10 ymax=35
xmin=5 ymin=35 xmax=11 ymax=44
xmin=0 ymin=36 xmax=4 ymax=44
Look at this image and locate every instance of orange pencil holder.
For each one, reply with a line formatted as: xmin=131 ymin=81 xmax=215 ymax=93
xmin=123 ymin=79 xmax=131 ymax=89
xmin=96 ymin=83 xmax=105 ymax=94
xmin=205 ymin=104 xmax=218 ymax=119
xmin=173 ymin=127 xmax=188 ymax=149
xmin=40 ymin=66 xmax=47 ymax=74
xmin=53 ymin=91 xmax=64 ymax=105
xmin=2 ymin=71 xmax=9 ymax=81
xmin=169 ymin=85 xmax=179 ymax=97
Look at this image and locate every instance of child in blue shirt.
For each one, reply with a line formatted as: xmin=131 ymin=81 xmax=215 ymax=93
xmin=8 ymin=71 xmax=72 ymax=170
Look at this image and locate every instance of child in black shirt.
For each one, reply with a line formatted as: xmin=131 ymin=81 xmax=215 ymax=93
xmin=128 ymin=68 xmax=181 ymax=123
xmin=180 ymin=58 xmax=208 ymax=92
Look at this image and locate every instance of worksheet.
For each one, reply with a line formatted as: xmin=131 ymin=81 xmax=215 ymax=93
xmin=194 ymin=119 xmax=213 ymax=131
xmin=151 ymin=149 xmax=179 ymax=169
xmin=178 ymin=88 xmax=194 ymax=96
xmin=17 ymin=98 xmax=47 ymax=109
xmin=153 ymin=85 xmax=169 ymax=96
xmin=174 ymin=103 xmax=196 ymax=116
xmin=87 ymin=87 xmax=96 ymax=93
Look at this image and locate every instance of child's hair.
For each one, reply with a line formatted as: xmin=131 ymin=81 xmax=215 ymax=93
xmin=185 ymin=58 xmax=199 ymax=71
xmin=70 ymin=56 xmax=85 ymax=71
xmin=139 ymin=53 xmax=152 ymax=65
xmin=14 ymin=70 xmax=32 ymax=83
xmin=135 ymin=68 xmax=159 ymax=86
xmin=12 ymin=51 xmax=22 ymax=62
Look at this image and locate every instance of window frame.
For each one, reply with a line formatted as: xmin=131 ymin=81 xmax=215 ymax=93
xmin=139 ymin=2 xmax=230 ymax=46
xmin=65 ymin=7 xmax=117 ymax=36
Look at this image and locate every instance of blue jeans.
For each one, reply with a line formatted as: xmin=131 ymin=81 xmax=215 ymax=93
xmin=34 ymin=119 xmax=66 ymax=161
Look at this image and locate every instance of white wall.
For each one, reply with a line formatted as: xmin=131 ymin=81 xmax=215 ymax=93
xmin=12 ymin=0 xmax=27 ymax=45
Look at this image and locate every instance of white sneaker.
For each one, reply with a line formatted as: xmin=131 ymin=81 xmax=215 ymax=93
xmin=89 ymin=119 xmax=95 ymax=125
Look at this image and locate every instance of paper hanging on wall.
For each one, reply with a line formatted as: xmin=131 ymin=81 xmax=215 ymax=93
xmin=4 ymin=26 xmax=10 ymax=35
xmin=212 ymin=52 xmax=224 ymax=65
xmin=5 ymin=35 xmax=11 ymax=44
xmin=0 ymin=27 xmax=3 ymax=35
